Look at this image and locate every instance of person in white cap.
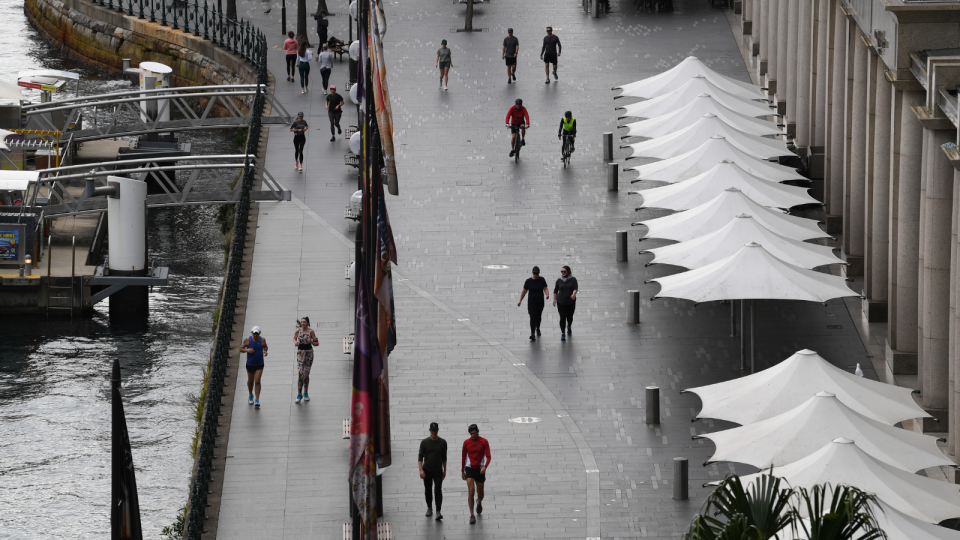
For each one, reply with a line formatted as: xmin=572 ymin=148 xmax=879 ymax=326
xmin=240 ymin=326 xmax=268 ymax=409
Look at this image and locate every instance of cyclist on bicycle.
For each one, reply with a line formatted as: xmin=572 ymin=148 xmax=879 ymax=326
xmin=558 ymin=111 xmax=576 ymax=156
xmin=505 ymin=98 xmax=530 ymax=157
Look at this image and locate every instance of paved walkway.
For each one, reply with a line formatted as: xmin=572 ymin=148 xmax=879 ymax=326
xmin=218 ymin=0 xmax=875 ymax=538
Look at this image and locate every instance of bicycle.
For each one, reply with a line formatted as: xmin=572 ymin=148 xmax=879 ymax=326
xmin=509 ymin=124 xmax=529 ymax=162
xmin=561 ymin=133 xmax=575 ymax=168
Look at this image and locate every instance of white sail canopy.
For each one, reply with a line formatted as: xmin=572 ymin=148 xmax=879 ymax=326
xmin=621 ymin=95 xmax=782 ymax=138
xmin=782 ymin=502 xmax=960 ymax=540
xmin=684 ymin=349 xmax=929 ymax=425
xmin=650 ymin=243 xmax=859 ymax=303
xmin=625 ymin=114 xmax=792 ymax=160
xmin=734 ymin=439 xmax=960 ymax=524
xmin=627 ymin=136 xmax=805 ymax=184
xmin=638 ymin=188 xmax=829 ymax=242
xmin=613 ymin=56 xmax=762 ymax=100
xmin=618 ymin=76 xmax=774 ymax=120
xmin=701 ymin=392 xmax=951 ymax=472
xmin=645 ymin=214 xmax=843 ymax=269
xmin=633 ymin=161 xmax=819 ymax=211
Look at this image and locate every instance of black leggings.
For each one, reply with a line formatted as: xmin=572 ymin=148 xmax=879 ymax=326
xmin=423 ymin=470 xmax=443 ymax=511
xmin=558 ymin=302 xmax=575 ymax=332
xmin=285 ymin=54 xmax=297 ymax=78
xmin=529 ymin=306 xmax=543 ymax=335
xmin=320 ymin=67 xmax=332 ymax=92
xmin=293 ymin=134 xmax=306 ymax=164
xmin=328 ymin=110 xmax=342 ymax=135
xmin=299 ymin=62 xmax=311 ymax=89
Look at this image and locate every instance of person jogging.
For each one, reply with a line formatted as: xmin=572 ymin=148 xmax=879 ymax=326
xmin=297 ymin=41 xmax=313 ymax=93
xmin=239 ymin=326 xmax=268 ymax=409
xmin=290 ymin=112 xmax=308 ymax=172
xmin=540 ymin=27 xmax=561 ymax=84
xmin=436 ymin=40 xmax=452 ymax=90
xmin=283 ymin=31 xmax=298 ymax=82
xmin=326 ymin=85 xmax=344 ymax=141
xmin=553 ymin=265 xmax=578 ymax=341
xmin=502 ymin=28 xmax=519 ymax=84
xmin=418 ymin=422 xmax=447 ymax=521
xmin=518 ymin=266 xmax=549 ymax=341
xmin=292 ymin=317 xmax=319 ymax=403
xmin=461 ymin=424 xmax=491 ymax=525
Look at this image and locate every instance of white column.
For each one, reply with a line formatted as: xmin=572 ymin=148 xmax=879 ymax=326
xmin=843 ymin=29 xmax=867 ymax=272
xmin=795 ymin=0 xmax=813 ymax=151
xmin=785 ymin=0 xmax=800 ymax=131
xmin=776 ymin=0 xmax=789 ymax=104
xmin=767 ymin=0 xmax=779 ymax=92
xmin=813 ymin=0 xmax=830 ymax=148
xmin=865 ymin=63 xmax=892 ymax=319
xmin=827 ymin=0 xmax=846 ymax=219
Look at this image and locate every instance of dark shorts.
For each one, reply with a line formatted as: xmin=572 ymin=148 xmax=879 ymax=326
xmin=439 ymin=61 xmax=451 ymax=69
xmin=543 ymin=53 xmax=558 ymax=65
xmin=505 ymin=56 xmax=517 ymax=66
xmin=464 ymin=467 xmax=486 ymax=483
xmin=246 ymin=364 xmax=264 ymax=374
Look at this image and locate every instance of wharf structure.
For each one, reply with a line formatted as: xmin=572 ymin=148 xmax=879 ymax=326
xmin=735 ymin=0 xmax=960 ymax=451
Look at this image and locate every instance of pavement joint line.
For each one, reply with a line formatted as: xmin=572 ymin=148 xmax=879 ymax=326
xmin=291 ymin=193 xmax=602 ymax=538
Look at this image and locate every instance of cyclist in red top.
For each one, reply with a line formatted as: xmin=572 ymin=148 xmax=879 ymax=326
xmin=461 ymin=424 xmax=491 ymax=525
xmin=505 ymin=98 xmax=530 ymax=157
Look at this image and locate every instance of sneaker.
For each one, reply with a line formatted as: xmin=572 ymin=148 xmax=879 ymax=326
xmin=469 ymin=516 xmax=476 ymax=525
xmin=512 ymin=73 xmax=516 ymax=81
xmin=509 ymin=150 xmax=515 ymax=157
xmin=536 ymin=328 xmax=541 ymax=336
xmin=330 ymin=136 xmax=336 ymax=142
xmin=545 ymin=79 xmax=550 ymax=84
xmin=248 ymin=394 xmax=254 ymax=405
xmin=295 ymin=161 xmax=299 ymax=170
xmin=553 ymin=69 xmax=558 ymax=80
xmin=508 ymin=78 xmax=512 ymax=84
xmin=304 ymin=392 xmax=310 ymax=401
xmin=337 ymin=125 xmax=342 ymax=134
xmin=296 ymin=394 xmax=303 ymax=403
xmin=254 ymin=399 xmax=260 ymax=409
xmin=298 ymin=165 xmax=303 ymax=172
xmin=439 ymin=80 xmax=443 ymax=88
xmin=521 ymin=139 xmax=525 ymax=146
xmin=561 ymin=333 xmax=566 ymax=341
xmin=426 ymin=508 xmax=433 ymax=517
xmin=444 ymin=85 xmax=448 ymax=90
xmin=435 ymin=513 xmax=443 ymax=521
xmin=477 ymin=502 xmax=482 ymax=515
xmin=529 ymin=335 xmax=535 ymax=341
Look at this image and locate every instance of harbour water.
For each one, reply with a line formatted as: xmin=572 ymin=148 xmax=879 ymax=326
xmin=0 ymin=1 xmax=231 ymax=538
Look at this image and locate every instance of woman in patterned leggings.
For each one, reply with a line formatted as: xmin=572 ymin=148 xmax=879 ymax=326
xmin=293 ymin=317 xmax=319 ymax=403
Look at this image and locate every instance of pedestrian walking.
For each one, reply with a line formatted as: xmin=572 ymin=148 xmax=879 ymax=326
xmin=553 ymin=265 xmax=578 ymax=340
xmin=419 ymin=422 xmax=447 ymax=521
xmin=283 ymin=31 xmax=299 ymax=82
xmin=290 ymin=112 xmax=308 ymax=172
xmin=292 ymin=317 xmax=319 ymax=403
xmin=297 ymin=41 xmax=313 ymax=93
xmin=239 ymin=326 xmax=268 ymax=409
xmin=461 ymin=424 xmax=491 ymax=525
xmin=312 ymin=11 xmax=329 ymax=56
xmin=540 ymin=26 xmax=561 ymax=84
xmin=326 ymin=85 xmax=344 ymax=141
xmin=518 ymin=266 xmax=548 ymax=341
xmin=436 ymin=39 xmax=452 ymax=90
xmin=318 ymin=44 xmax=333 ymax=94
xmin=502 ymin=28 xmax=519 ymax=84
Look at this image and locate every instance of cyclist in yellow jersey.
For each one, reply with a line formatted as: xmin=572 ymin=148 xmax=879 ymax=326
xmin=557 ymin=111 xmax=577 ymax=156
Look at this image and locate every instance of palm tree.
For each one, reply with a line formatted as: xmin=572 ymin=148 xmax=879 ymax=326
xmin=296 ymin=0 xmax=310 ymax=46
xmin=226 ymin=0 xmax=237 ymax=20
xmin=685 ymin=475 xmax=887 ymax=540
xmin=463 ymin=0 xmax=474 ymax=31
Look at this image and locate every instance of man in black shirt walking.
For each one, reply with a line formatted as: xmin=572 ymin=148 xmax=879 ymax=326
xmin=540 ymin=27 xmax=561 ymax=84
xmin=418 ymin=422 xmax=447 ymax=520
xmin=502 ymin=28 xmax=519 ymax=84
xmin=518 ymin=266 xmax=549 ymax=341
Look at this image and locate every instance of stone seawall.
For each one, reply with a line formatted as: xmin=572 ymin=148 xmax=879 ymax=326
xmin=24 ymin=0 xmax=257 ymax=87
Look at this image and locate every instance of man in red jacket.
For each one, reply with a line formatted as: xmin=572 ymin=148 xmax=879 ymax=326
xmin=461 ymin=424 xmax=491 ymax=525
xmin=504 ymin=98 xmax=530 ymax=157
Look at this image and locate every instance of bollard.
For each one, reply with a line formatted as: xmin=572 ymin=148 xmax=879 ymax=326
xmin=673 ymin=458 xmax=689 ymax=500
xmin=645 ymin=386 xmax=660 ymax=424
xmin=603 ymin=132 xmax=614 ymax=162
xmin=616 ymin=230 xmax=628 ymax=261
xmin=608 ymin=163 xmax=618 ymax=192
xmin=627 ymin=290 xmax=640 ymax=324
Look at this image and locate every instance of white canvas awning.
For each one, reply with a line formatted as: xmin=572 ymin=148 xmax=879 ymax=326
xmin=617 ymin=76 xmax=774 ymax=120
xmin=638 ymin=188 xmax=829 ymax=242
xmin=632 ymin=161 xmax=819 ymax=211
xmin=0 ymin=129 xmax=17 ymax=152
xmin=781 ymin=502 xmax=960 ymax=540
xmin=621 ymin=95 xmax=782 ymax=138
xmin=733 ymin=439 xmax=960 ymax=524
xmin=649 ymin=243 xmax=859 ymax=303
xmin=625 ymin=114 xmax=792 ymax=160
xmin=613 ymin=56 xmax=762 ymax=100
xmin=700 ymin=392 xmax=951 ymax=472
xmin=644 ymin=214 xmax=843 ymax=269
xmin=683 ymin=349 xmax=930 ymax=425
xmin=627 ymin=136 xmax=805 ymax=184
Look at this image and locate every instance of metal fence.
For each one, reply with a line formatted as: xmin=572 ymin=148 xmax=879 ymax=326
xmin=89 ymin=0 xmax=264 ymax=62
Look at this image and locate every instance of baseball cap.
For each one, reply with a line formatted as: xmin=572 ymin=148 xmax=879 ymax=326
xmin=468 ymin=423 xmax=479 ymax=433
xmin=508 ymin=28 xmax=513 ymax=33
xmin=429 ymin=422 xmax=439 ymax=431
xmin=532 ymin=266 xmax=540 ymax=274
xmin=441 ymin=39 xmax=447 ymax=45
xmin=329 ymin=84 xmax=336 ymax=90
xmin=251 ymin=326 xmax=261 ymax=334
xmin=296 ymin=111 xmax=303 ymax=117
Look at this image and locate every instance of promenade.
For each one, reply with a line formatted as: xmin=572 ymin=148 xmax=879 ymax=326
xmin=216 ymin=0 xmax=875 ymax=538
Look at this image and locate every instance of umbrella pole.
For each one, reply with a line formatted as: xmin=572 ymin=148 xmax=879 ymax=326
xmin=739 ymin=299 xmax=745 ymax=370
xmin=750 ymin=299 xmax=756 ymax=374
xmin=730 ymin=299 xmax=736 ymax=337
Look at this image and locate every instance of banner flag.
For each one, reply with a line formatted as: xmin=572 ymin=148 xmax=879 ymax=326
xmin=369 ymin=0 xmax=400 ymax=195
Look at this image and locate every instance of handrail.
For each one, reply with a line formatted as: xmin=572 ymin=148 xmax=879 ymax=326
xmin=24 ymin=91 xmax=262 ymax=115
xmin=21 ymin=84 xmax=266 ymax=109
xmin=40 ymin=154 xmax=251 ymax=174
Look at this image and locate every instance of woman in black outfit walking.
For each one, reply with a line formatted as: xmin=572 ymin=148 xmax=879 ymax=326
xmin=553 ymin=265 xmax=578 ymax=341
xmin=290 ymin=112 xmax=308 ymax=172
